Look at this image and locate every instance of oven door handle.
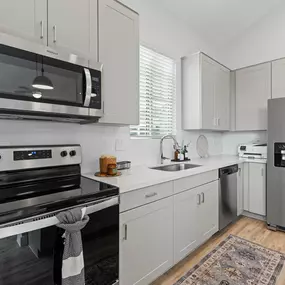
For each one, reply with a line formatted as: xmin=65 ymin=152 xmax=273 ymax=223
xmin=0 ymin=196 xmax=119 ymax=239
xmin=83 ymin=68 xmax=92 ymax=107
xmin=86 ymin=196 xmax=119 ymax=215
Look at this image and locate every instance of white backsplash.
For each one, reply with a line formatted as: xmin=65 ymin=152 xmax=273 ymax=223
xmin=222 ymin=131 xmax=267 ymax=155
xmin=0 ymin=119 xmax=223 ymax=173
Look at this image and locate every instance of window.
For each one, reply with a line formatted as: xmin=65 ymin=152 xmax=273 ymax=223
xmin=130 ymin=45 xmax=176 ymax=138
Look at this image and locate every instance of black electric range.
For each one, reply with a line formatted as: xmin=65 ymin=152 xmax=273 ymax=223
xmin=0 ymin=145 xmax=119 ymax=285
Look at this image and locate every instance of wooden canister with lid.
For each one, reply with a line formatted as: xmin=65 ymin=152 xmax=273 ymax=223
xmin=100 ymin=155 xmax=117 ymax=174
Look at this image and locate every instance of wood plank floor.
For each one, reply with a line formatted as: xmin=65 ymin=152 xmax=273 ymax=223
xmin=152 ymin=216 xmax=285 ymax=285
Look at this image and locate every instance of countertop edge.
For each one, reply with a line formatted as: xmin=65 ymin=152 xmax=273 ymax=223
xmin=82 ymin=155 xmax=267 ymax=194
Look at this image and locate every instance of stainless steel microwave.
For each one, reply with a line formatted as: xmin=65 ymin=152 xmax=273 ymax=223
xmin=0 ymin=34 xmax=103 ymax=123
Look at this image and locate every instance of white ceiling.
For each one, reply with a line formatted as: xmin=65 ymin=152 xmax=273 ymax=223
xmin=149 ymin=0 xmax=285 ymax=46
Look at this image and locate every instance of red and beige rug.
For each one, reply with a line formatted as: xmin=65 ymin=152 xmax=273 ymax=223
xmin=174 ymin=235 xmax=285 ymax=285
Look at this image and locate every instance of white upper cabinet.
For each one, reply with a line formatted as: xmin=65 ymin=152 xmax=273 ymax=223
xmin=215 ymin=64 xmax=230 ymax=130
xmin=182 ymin=52 xmax=230 ymax=131
xmin=0 ymin=0 xmax=47 ymax=45
xmin=0 ymin=0 xmax=97 ymax=60
xmin=272 ymin=59 xmax=285 ymax=99
xmin=98 ymin=0 xmax=139 ymax=125
xmin=201 ymin=55 xmax=216 ymax=129
xmin=235 ymin=63 xmax=271 ymax=131
xmin=48 ymin=0 xmax=97 ymax=60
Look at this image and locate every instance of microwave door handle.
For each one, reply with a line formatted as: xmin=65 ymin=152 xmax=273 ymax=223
xmin=83 ymin=68 xmax=92 ymax=107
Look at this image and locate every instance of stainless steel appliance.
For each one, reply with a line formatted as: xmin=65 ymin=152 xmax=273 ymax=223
xmin=267 ymin=98 xmax=285 ymax=230
xmin=0 ymin=145 xmax=119 ymax=285
xmin=0 ymin=33 xmax=102 ymax=123
xmin=219 ymin=165 xmax=238 ymax=230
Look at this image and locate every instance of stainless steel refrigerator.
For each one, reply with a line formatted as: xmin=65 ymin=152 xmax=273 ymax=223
xmin=267 ymin=98 xmax=285 ymax=230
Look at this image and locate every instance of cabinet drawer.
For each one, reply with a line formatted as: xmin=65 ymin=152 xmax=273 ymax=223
xmin=120 ymin=181 xmax=174 ymax=212
xmin=174 ymin=170 xmax=218 ymax=194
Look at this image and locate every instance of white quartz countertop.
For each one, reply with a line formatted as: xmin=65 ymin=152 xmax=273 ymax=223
xmin=83 ymin=155 xmax=267 ymax=194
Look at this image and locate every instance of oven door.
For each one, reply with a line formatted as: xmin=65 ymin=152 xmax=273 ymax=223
xmin=0 ymin=197 xmax=119 ymax=285
xmin=0 ymin=40 xmax=102 ymax=118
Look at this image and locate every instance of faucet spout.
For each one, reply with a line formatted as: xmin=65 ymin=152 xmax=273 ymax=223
xmin=160 ymin=135 xmax=179 ymax=164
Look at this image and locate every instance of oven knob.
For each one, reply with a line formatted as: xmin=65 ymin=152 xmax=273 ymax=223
xmin=69 ymin=150 xmax=76 ymax=157
xmin=60 ymin=151 xmax=68 ymax=157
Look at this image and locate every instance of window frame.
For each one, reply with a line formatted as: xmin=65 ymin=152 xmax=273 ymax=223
xmin=131 ymin=45 xmax=176 ymax=139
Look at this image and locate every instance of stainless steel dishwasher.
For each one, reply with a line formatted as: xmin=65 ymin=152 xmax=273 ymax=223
xmin=219 ymin=164 xmax=238 ymax=230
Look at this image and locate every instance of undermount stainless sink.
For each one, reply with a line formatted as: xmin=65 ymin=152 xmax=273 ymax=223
xmin=151 ymin=163 xmax=201 ymax=172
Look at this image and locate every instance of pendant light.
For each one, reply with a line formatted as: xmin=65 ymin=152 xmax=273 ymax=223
xmin=32 ymin=56 xmax=54 ymax=90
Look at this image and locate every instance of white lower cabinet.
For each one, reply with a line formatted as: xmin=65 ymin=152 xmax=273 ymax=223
xmin=120 ymin=174 xmax=219 ymax=285
xmin=243 ymin=162 xmax=266 ymax=216
xmin=198 ymin=181 xmax=219 ymax=243
xmin=120 ymin=197 xmax=174 ymax=285
xmin=243 ymin=162 xmax=249 ymax=211
xmin=237 ymin=163 xmax=244 ymax=216
xmin=174 ymin=180 xmax=219 ymax=264
xmin=248 ymin=163 xmax=266 ymax=216
xmin=174 ymin=187 xmax=199 ymax=263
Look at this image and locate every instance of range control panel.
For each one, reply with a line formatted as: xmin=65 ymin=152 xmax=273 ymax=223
xmin=14 ymin=150 xmax=52 ymax=161
xmin=0 ymin=145 xmax=81 ymax=172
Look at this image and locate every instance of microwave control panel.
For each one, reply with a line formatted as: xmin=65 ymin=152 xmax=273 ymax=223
xmin=89 ymin=69 xmax=101 ymax=109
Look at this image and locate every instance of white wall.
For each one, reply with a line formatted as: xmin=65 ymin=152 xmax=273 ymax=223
xmin=222 ymin=6 xmax=285 ymax=70
xmin=0 ymin=0 xmax=223 ymax=173
xmin=120 ymin=0 xmax=220 ymax=60
xmin=219 ymin=6 xmax=285 ymax=152
xmin=222 ymin=131 xmax=267 ymax=155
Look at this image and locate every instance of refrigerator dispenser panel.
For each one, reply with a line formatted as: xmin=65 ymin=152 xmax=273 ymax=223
xmin=274 ymin=143 xmax=285 ymax=167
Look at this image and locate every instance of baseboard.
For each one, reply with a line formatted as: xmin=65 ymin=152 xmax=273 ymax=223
xmin=242 ymin=211 xmax=266 ymax=221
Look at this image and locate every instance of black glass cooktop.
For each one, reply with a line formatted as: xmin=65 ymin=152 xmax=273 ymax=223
xmin=0 ymin=165 xmax=118 ymax=225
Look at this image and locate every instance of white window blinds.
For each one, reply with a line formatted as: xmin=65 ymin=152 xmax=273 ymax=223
xmin=130 ymin=45 xmax=176 ymax=138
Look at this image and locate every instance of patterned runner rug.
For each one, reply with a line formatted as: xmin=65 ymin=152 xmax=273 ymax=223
xmin=174 ymin=235 xmax=285 ymax=285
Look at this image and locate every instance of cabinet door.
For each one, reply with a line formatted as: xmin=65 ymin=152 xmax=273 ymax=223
xmin=48 ymin=0 xmax=97 ymax=60
xmin=237 ymin=164 xmax=244 ymax=216
xmin=272 ymin=59 xmax=285 ymax=99
xmin=198 ymin=180 xmax=219 ymax=244
xmin=249 ymin=163 xmax=266 ymax=216
xmin=120 ymin=197 xmax=173 ymax=285
xmin=201 ymin=54 xmax=216 ymax=129
xmin=174 ymin=187 xmax=199 ymax=264
xmin=236 ymin=63 xmax=271 ymax=131
xmin=215 ymin=64 xmax=230 ymax=131
xmin=0 ymin=0 xmax=47 ymax=45
xmin=99 ymin=0 xmax=139 ymax=125
xmin=243 ymin=162 xmax=250 ymax=211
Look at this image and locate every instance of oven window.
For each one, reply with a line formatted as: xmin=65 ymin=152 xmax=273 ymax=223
xmin=0 ymin=45 xmax=84 ymax=106
xmin=0 ymin=205 xmax=119 ymax=285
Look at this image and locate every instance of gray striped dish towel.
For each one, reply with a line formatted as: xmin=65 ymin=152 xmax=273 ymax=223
xmin=56 ymin=207 xmax=90 ymax=285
